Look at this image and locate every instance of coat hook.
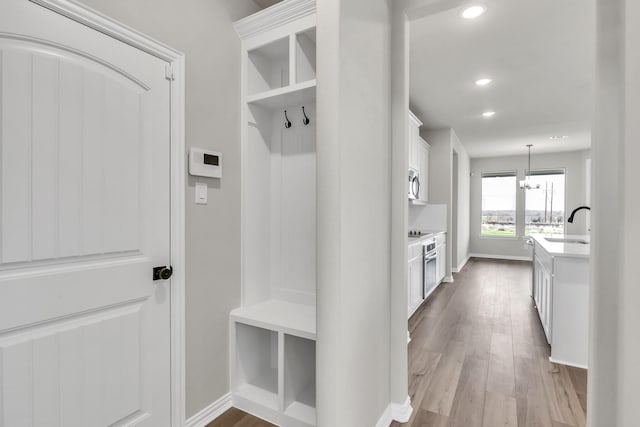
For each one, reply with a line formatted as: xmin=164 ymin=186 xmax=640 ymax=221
xmin=302 ymin=106 xmax=310 ymax=125
xmin=284 ymin=110 xmax=292 ymax=129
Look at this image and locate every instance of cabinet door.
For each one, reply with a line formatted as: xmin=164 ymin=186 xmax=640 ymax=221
xmin=408 ymin=257 xmax=424 ymax=316
xmin=534 ymin=258 xmax=542 ymax=309
xmin=418 ymin=140 xmax=429 ymax=202
xmin=437 ymin=244 xmax=447 ymax=283
xmin=408 ymin=118 xmax=419 ymax=170
xmin=541 ymin=268 xmax=552 ymax=342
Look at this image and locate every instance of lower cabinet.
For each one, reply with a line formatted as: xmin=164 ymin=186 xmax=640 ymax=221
xmin=532 ymin=239 xmax=590 ymax=368
xmin=534 ymin=256 xmax=552 ymax=343
xmin=408 ymin=247 xmax=424 ymax=317
xmin=436 ymin=242 xmax=446 ymax=283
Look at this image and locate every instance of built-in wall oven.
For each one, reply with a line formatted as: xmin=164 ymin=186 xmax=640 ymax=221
xmin=423 ymin=239 xmax=437 ymax=298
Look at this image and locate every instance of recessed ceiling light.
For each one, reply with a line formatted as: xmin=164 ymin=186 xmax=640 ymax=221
xmin=461 ymin=4 xmax=487 ymax=19
xmin=549 ymin=135 xmax=569 ymax=140
xmin=482 ymin=111 xmax=496 ymax=118
xmin=475 ymin=78 xmax=492 ymax=86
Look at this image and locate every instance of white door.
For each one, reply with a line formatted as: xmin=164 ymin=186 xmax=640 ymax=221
xmin=0 ymin=1 xmax=172 ymax=426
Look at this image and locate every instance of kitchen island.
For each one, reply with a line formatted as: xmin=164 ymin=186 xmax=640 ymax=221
xmin=531 ymin=234 xmax=590 ymax=369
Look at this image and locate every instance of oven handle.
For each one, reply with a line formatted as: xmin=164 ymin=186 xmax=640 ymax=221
xmin=425 ymin=255 xmax=437 ymax=262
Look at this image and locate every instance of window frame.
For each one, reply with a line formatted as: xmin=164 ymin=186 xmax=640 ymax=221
xmin=524 ymin=168 xmax=567 ymax=236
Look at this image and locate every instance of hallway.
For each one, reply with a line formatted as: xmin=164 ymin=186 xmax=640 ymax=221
xmin=394 ymin=258 xmax=587 ymax=427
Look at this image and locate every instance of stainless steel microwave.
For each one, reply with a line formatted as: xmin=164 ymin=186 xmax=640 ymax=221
xmin=408 ymin=169 xmax=420 ymax=200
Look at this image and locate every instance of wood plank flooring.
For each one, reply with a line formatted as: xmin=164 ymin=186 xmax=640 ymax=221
xmin=394 ymin=258 xmax=587 ymax=427
xmin=206 ymin=407 xmax=276 ymax=427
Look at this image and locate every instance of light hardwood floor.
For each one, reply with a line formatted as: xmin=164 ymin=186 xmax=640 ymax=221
xmin=393 ymin=258 xmax=587 ymax=427
xmin=206 ymin=408 xmax=276 ymax=427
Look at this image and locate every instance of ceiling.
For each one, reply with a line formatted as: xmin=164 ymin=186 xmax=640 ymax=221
xmin=253 ymin=0 xmax=283 ymax=8
xmin=410 ymin=0 xmax=594 ymax=158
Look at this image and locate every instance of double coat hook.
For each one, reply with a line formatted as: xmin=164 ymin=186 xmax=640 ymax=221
xmin=283 ymin=107 xmax=311 ymax=128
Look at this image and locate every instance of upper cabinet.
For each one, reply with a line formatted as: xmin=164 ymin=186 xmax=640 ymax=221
xmin=409 ymin=110 xmax=430 ymax=203
xmin=418 ymin=136 xmax=430 ymax=202
xmin=408 ymin=111 xmax=422 ymax=171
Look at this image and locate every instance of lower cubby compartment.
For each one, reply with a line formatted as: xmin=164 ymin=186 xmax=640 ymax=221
xmin=235 ymin=323 xmax=279 ymax=410
xmin=284 ymin=334 xmax=316 ymax=425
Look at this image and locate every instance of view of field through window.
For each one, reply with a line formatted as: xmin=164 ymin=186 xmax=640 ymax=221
xmin=481 ymin=170 xmax=566 ymax=237
xmin=525 ymin=170 xmax=565 ymax=235
xmin=481 ymin=173 xmax=516 ymax=236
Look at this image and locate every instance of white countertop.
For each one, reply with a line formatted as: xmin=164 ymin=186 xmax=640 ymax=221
xmin=408 ymin=230 xmax=445 ymax=246
xmin=531 ymin=234 xmax=590 ymax=259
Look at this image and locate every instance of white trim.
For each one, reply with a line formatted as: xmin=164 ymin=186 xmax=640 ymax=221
xmin=29 ymin=0 xmax=183 ymax=61
xmin=28 ymin=2 xmax=187 ymax=425
xmin=469 ymin=253 xmax=532 ymax=262
xmin=549 ymin=357 xmax=588 ymax=370
xmin=185 ymin=393 xmax=233 ymax=427
xmin=169 ymin=54 xmax=187 ymax=427
xmin=374 ymin=404 xmax=393 ymax=427
xmin=452 ymin=255 xmax=470 ymax=273
xmin=233 ymin=0 xmax=316 ymax=39
xmin=444 ymin=275 xmax=454 ymax=283
xmin=374 ymin=397 xmax=413 ymax=427
xmin=391 ymin=396 xmax=413 ymax=423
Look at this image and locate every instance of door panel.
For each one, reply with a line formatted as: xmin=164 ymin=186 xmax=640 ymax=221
xmin=0 ymin=1 xmax=171 ymax=425
xmin=0 ymin=39 xmax=146 ymax=264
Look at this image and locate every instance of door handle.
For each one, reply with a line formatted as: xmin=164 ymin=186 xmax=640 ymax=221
xmin=153 ymin=266 xmax=173 ymax=281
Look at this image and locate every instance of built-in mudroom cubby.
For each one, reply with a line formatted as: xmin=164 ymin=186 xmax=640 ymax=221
xmin=231 ymin=1 xmax=317 ymax=426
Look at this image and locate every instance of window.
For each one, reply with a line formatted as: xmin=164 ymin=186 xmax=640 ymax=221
xmin=525 ymin=169 xmax=566 ymax=235
xmin=481 ymin=172 xmax=516 ymax=237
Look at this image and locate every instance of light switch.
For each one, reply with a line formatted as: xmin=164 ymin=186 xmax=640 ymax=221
xmin=195 ymin=182 xmax=207 ymax=205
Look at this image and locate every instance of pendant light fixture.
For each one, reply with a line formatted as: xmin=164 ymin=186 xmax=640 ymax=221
xmin=520 ymin=144 xmax=541 ymax=190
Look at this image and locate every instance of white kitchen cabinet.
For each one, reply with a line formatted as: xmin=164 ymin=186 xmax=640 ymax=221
xmin=435 ymin=233 xmax=446 ymax=284
xmin=418 ymin=137 xmax=430 ymax=202
xmin=532 ymin=235 xmax=589 ymax=368
xmin=408 ymin=243 xmax=424 ymax=317
xmin=408 ymin=111 xmax=422 ymax=171
xmin=534 ymin=254 xmax=552 ymax=342
xmin=232 ymin=2 xmax=317 ymax=425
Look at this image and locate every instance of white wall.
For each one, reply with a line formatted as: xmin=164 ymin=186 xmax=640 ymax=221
xmin=452 ymin=132 xmax=470 ymax=270
xmin=589 ymin=0 xmax=640 ymax=425
xmin=316 ymin=0 xmax=393 ymax=425
xmin=469 ymin=150 xmax=591 ymax=259
xmin=423 ymin=128 xmax=470 ymax=275
xmin=76 ymin=0 xmax=260 ymax=418
xmin=408 ymin=203 xmax=447 ymax=231
xmin=619 ymin=2 xmax=640 ymax=424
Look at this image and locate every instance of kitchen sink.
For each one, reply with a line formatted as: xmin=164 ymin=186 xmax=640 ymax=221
xmin=545 ymin=237 xmax=589 ymax=244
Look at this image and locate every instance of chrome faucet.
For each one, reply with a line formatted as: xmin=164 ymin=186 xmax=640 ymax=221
xmin=567 ymin=206 xmax=591 ymax=223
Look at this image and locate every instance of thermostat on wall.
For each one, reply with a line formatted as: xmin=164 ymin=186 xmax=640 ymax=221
xmin=189 ymin=148 xmax=222 ymax=178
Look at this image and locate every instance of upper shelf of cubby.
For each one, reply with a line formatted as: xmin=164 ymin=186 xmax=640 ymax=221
xmin=231 ymin=299 xmax=316 ymax=340
xmin=247 ymin=79 xmax=316 ymax=109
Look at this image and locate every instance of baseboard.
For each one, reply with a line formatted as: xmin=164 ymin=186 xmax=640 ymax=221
xmin=444 ymin=275 xmax=454 ymax=283
xmin=374 ymin=404 xmax=392 ymax=427
xmin=185 ymin=392 xmax=232 ymax=427
xmin=549 ymin=356 xmax=588 ymax=370
xmin=469 ymin=253 xmax=532 ymax=262
xmin=375 ymin=396 xmax=413 ymax=427
xmin=452 ymin=255 xmax=470 ymax=273
xmin=391 ymin=396 xmax=413 ymax=423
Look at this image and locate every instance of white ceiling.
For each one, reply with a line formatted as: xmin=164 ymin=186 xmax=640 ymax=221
xmin=253 ymin=0 xmax=283 ymax=8
xmin=410 ymin=0 xmax=594 ymax=158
